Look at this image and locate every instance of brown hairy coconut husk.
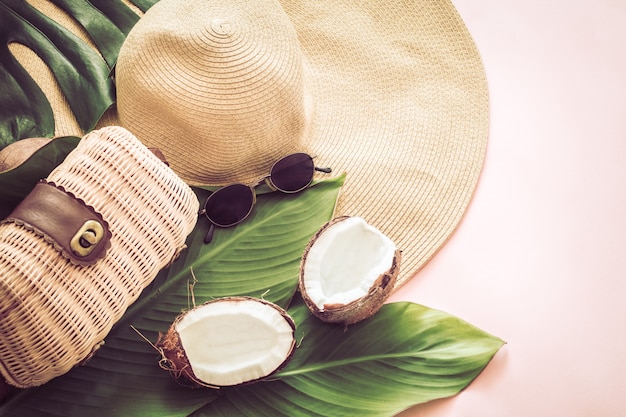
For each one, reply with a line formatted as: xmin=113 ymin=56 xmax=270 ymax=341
xmin=156 ymin=296 xmax=296 ymax=388
xmin=299 ymin=216 xmax=401 ymax=325
xmin=0 ymin=137 xmax=52 ymax=172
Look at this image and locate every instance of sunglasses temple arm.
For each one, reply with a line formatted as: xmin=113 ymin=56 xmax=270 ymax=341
xmin=204 ymin=223 xmax=216 ymax=244
xmin=315 ymin=166 xmax=332 ymax=173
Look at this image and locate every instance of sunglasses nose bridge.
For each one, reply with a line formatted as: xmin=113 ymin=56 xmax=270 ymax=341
xmin=201 ymin=153 xmax=330 ymax=244
xmin=263 ymin=175 xmax=281 ymax=193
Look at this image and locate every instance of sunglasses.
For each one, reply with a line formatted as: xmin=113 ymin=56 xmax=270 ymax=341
xmin=199 ymin=153 xmax=332 ymax=244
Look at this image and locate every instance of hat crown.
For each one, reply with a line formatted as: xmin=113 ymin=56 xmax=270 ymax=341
xmin=116 ymin=0 xmax=310 ymax=185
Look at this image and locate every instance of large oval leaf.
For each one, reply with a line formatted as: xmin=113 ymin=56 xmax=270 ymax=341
xmin=0 ymin=172 xmax=503 ymax=416
xmin=0 ymin=175 xmax=345 ymax=417
xmin=151 ymin=175 xmax=346 ymax=310
xmin=193 ymin=298 xmax=504 ymax=417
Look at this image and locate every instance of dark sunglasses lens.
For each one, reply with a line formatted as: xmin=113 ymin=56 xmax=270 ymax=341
xmin=204 ymin=184 xmax=254 ymax=227
xmin=270 ymin=153 xmax=314 ymax=192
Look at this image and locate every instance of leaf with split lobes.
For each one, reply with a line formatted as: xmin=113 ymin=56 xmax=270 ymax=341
xmin=0 ymin=0 xmax=117 ymax=145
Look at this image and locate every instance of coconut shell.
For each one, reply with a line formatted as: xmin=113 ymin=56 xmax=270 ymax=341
xmin=156 ymin=296 xmax=296 ymax=388
xmin=156 ymin=325 xmax=203 ymax=387
xmin=299 ymin=216 xmax=402 ymax=325
xmin=0 ymin=137 xmax=52 ymax=172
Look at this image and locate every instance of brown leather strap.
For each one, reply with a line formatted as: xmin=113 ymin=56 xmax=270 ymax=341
xmin=2 ymin=181 xmax=111 ymax=266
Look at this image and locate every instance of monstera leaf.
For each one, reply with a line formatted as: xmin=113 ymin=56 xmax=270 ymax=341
xmin=0 ymin=175 xmax=503 ymax=416
xmin=0 ymin=0 xmax=157 ymax=147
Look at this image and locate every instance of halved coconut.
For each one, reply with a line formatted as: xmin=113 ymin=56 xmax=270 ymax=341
xmin=299 ymin=216 xmax=401 ymax=325
xmin=156 ymin=296 xmax=296 ymax=388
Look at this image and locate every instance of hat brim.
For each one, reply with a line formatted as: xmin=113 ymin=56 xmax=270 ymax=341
xmin=8 ymin=0 xmax=489 ymax=288
xmin=281 ymin=0 xmax=489 ymax=286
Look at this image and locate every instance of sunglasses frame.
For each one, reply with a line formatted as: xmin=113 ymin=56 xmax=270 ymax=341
xmin=200 ymin=153 xmax=331 ymax=243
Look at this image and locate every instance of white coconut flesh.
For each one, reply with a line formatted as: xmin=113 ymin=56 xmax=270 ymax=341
xmin=174 ymin=298 xmax=295 ymax=387
xmin=302 ymin=216 xmax=397 ymax=309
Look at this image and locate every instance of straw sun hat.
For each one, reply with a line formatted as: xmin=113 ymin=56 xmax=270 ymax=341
xmin=11 ymin=0 xmax=488 ymax=287
xmin=114 ymin=0 xmax=489 ymax=286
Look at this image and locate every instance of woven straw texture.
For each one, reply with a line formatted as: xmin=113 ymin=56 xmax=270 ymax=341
xmin=0 ymin=126 xmax=199 ymax=388
xmin=115 ymin=0 xmax=489 ymax=287
xmin=11 ymin=0 xmax=489 ymax=289
xmin=116 ymin=0 xmax=311 ymax=186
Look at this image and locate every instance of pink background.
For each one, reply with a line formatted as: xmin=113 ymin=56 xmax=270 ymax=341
xmin=390 ymin=1 xmax=626 ymax=416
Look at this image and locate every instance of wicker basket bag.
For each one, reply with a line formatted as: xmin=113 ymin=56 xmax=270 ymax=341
xmin=0 ymin=126 xmax=199 ymax=388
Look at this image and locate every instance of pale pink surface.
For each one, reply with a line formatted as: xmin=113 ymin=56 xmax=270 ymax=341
xmin=389 ymin=1 xmax=626 ymax=416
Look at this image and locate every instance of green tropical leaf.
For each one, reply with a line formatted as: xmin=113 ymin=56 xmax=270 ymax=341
xmin=156 ymin=176 xmax=346 ymax=309
xmin=45 ymin=0 xmax=160 ymax=64
xmin=126 ymin=0 xmax=160 ymax=13
xmin=46 ymin=0 xmax=139 ymax=67
xmin=0 ymin=135 xmax=79 ymax=218
xmin=190 ymin=297 xmax=504 ymax=417
xmin=0 ymin=175 xmax=345 ymax=417
xmin=0 ymin=0 xmax=158 ymax=147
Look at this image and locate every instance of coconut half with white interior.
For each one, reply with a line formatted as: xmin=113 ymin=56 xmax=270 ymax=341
xmin=156 ymin=296 xmax=296 ymax=388
xmin=299 ymin=216 xmax=401 ymax=325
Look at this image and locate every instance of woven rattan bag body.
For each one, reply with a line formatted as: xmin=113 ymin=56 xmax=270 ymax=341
xmin=0 ymin=126 xmax=199 ymax=388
